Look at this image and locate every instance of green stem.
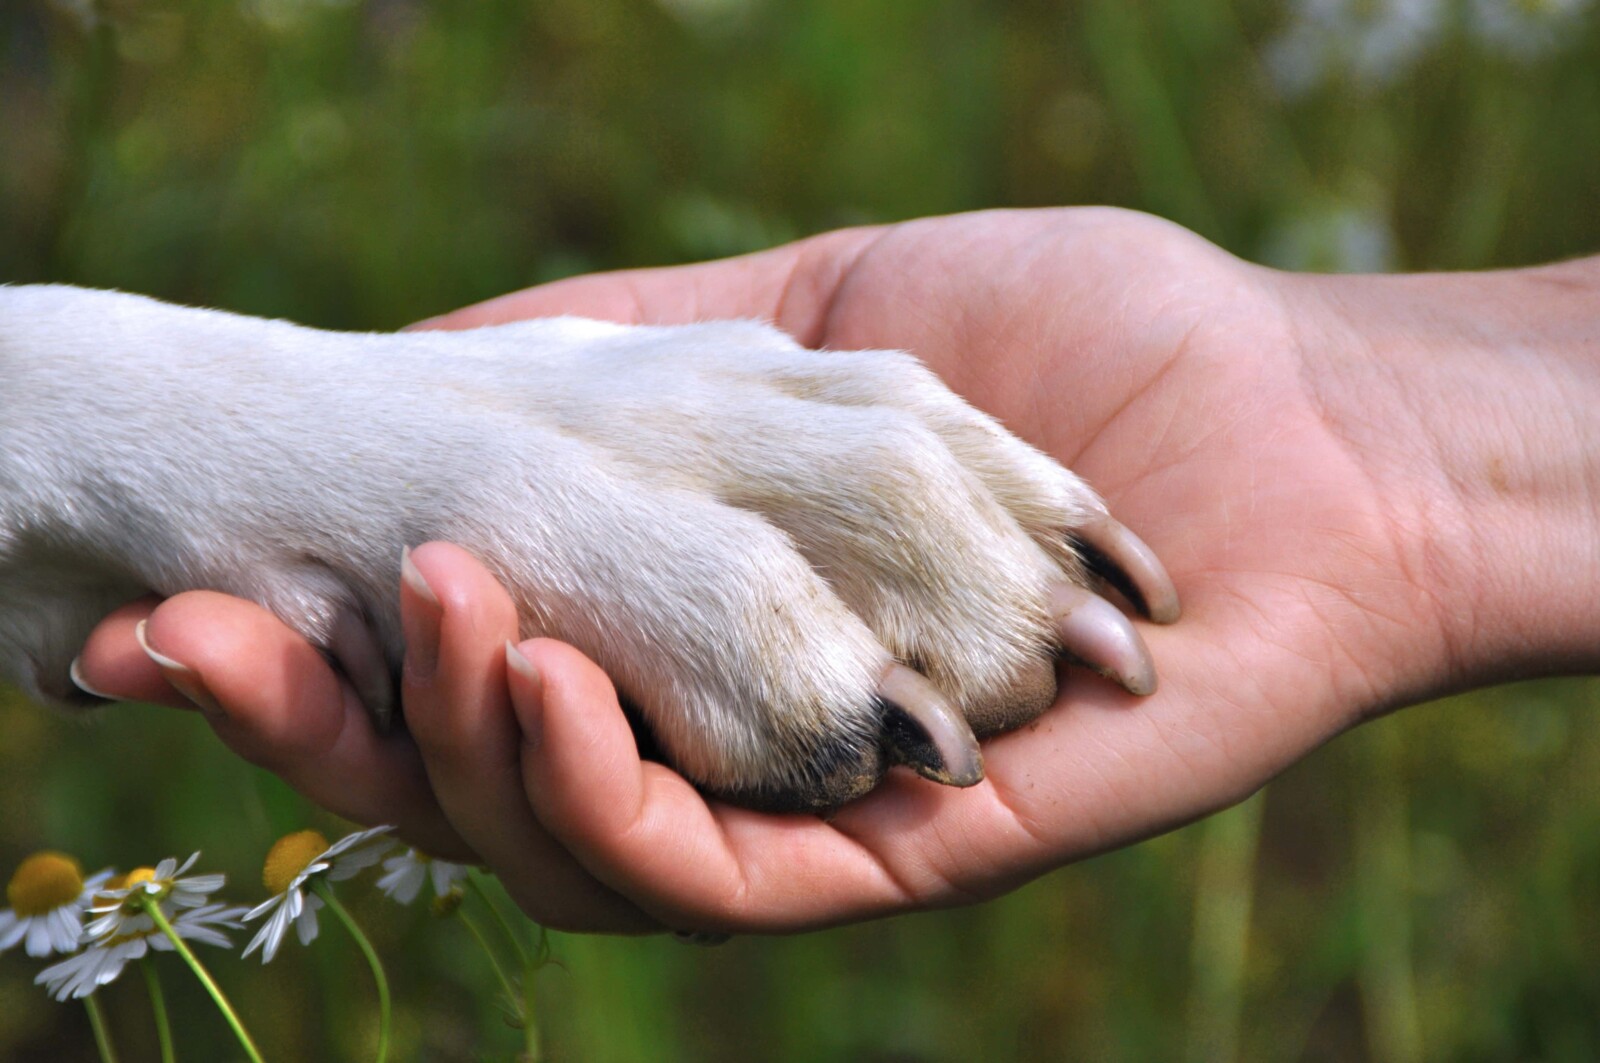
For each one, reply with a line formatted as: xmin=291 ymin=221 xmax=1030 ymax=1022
xmin=84 ymin=994 xmax=119 ymax=1063
xmin=467 ymin=874 xmax=531 ymax=968
xmin=521 ymin=922 xmax=553 ymax=1063
xmin=521 ymin=933 xmax=541 ymax=1063
xmin=141 ymin=959 xmax=176 ymax=1063
xmin=1184 ymin=791 xmax=1266 ymax=1063
xmin=140 ymin=898 xmax=264 ymax=1063
xmin=313 ymin=881 xmax=391 ymax=1063
xmin=1356 ymin=725 xmax=1421 ymax=1063
xmin=457 ymin=909 xmax=519 ymax=1007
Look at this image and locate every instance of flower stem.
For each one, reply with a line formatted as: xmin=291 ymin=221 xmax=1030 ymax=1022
xmin=467 ymin=873 xmax=531 ymax=968
xmin=140 ymin=898 xmax=263 ymax=1063
xmin=458 ymin=909 xmax=519 ymax=1007
xmin=141 ymin=959 xmax=176 ymax=1063
xmin=520 ymin=934 xmax=542 ymax=1063
xmin=84 ymin=994 xmax=119 ymax=1063
xmin=313 ymin=880 xmax=391 ymax=1063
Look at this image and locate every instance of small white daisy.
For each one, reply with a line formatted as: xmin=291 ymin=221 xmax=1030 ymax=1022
xmin=1 ymin=852 xmax=114 ymax=958
xmin=376 ymin=848 xmax=471 ymax=906
xmin=243 ymin=825 xmax=394 ymax=963
xmin=84 ymin=852 xmax=227 ymax=942
xmin=36 ymin=902 xmax=248 ymax=1001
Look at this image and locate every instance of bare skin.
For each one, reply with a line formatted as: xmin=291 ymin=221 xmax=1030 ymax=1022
xmin=72 ymin=207 xmax=1600 ymax=934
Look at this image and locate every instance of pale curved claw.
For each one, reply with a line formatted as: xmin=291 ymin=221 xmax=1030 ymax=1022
xmin=876 ymin=663 xmax=984 ymax=787
xmin=1050 ymin=583 xmax=1158 ymax=696
xmin=1072 ymin=514 xmax=1181 ymax=624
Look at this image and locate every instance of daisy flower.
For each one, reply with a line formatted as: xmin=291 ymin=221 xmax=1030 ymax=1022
xmin=1 ymin=851 xmax=114 ymax=958
xmin=35 ymin=902 xmax=248 ymax=1001
xmin=84 ymin=852 xmax=227 ymax=942
xmin=243 ymin=825 xmax=394 ymax=963
xmin=376 ymin=848 xmax=471 ymax=905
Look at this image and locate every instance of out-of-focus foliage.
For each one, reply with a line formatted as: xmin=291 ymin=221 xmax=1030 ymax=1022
xmin=1 ymin=0 xmax=1598 ymax=1059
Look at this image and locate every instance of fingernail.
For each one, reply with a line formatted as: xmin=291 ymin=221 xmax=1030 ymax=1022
xmin=505 ymin=641 xmax=544 ymax=751
xmin=69 ymin=657 xmax=119 ymax=702
xmin=134 ymin=620 xmax=221 ymax=714
xmin=400 ymin=547 xmax=443 ymax=681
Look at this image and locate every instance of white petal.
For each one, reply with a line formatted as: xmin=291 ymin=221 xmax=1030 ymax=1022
xmin=244 ymin=901 xmax=292 ymax=963
xmin=25 ymin=918 xmax=54 ymax=958
xmin=0 ymin=912 xmax=26 ymax=952
xmin=320 ymin=826 xmax=396 ymax=870
xmin=430 ymin=861 xmax=469 ymax=896
xmin=38 ymin=950 xmax=95 ymax=1001
xmin=175 ymin=923 xmax=233 ymax=950
xmin=293 ymin=860 xmax=332 ymax=890
xmin=85 ymin=910 xmax=121 ymax=941
xmin=45 ymin=906 xmax=84 ymax=954
xmin=38 ymin=942 xmax=138 ymax=1001
xmin=328 ymin=843 xmax=392 ymax=881
xmin=376 ymin=861 xmax=425 ymax=905
xmin=295 ymin=894 xmax=324 ymax=947
xmin=244 ymin=892 xmax=287 ymax=923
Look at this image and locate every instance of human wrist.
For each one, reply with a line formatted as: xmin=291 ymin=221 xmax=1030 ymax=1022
xmin=1283 ymin=258 xmax=1600 ymax=698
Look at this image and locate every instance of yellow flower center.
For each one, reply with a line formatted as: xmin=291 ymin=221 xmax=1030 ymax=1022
xmin=114 ymin=866 xmax=171 ymax=908
xmin=6 ymin=852 xmax=85 ymax=917
xmin=263 ymin=830 xmax=329 ymax=895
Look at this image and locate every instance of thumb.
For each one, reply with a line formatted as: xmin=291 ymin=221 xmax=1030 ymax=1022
xmin=407 ymin=225 xmax=883 ymax=343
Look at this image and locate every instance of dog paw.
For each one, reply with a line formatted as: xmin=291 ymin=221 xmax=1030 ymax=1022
xmin=0 ymin=288 xmax=1178 ymax=811
xmin=511 ymin=320 xmax=1178 ymax=809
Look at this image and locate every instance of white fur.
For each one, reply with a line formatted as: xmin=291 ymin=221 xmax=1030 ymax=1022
xmin=0 ymin=285 xmax=1105 ymax=798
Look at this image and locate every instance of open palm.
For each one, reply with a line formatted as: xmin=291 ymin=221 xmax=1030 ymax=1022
xmin=79 ymin=208 xmax=1449 ymax=933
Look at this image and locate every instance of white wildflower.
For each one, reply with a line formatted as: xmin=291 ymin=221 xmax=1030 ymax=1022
xmin=376 ymin=849 xmax=471 ymax=905
xmin=242 ymin=826 xmax=394 ymax=963
xmin=1 ymin=852 xmax=114 ymax=958
xmin=84 ymin=853 xmax=226 ymax=942
xmin=36 ymin=902 xmax=247 ymax=1002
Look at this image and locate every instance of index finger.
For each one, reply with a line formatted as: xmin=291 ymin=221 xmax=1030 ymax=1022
xmin=510 ymin=636 xmax=1018 ymax=933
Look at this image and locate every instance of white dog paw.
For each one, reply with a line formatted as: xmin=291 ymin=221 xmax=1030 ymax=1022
xmin=0 ymin=287 xmax=1178 ymax=811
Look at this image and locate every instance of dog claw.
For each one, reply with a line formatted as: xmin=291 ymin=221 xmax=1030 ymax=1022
xmin=876 ymin=663 xmax=984 ymax=787
xmin=1072 ymin=515 xmax=1180 ymax=624
xmin=1050 ymin=583 xmax=1158 ymax=696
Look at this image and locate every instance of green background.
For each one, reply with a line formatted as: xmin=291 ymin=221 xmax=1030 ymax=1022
xmin=2 ymin=0 xmax=1598 ymax=1059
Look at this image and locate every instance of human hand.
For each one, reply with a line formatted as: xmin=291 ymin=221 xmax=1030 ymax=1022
xmin=72 ymin=208 xmax=1600 ymax=932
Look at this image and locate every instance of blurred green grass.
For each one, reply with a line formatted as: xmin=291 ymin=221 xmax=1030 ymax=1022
xmin=2 ymin=1 xmax=1598 ymax=1059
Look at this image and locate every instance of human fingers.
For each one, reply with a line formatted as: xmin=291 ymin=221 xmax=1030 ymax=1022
xmin=74 ymin=596 xmax=196 ymax=709
xmin=399 ymin=542 xmax=660 ymax=933
xmin=80 ymin=591 xmax=476 ymax=861
xmin=509 ymin=635 xmax=967 ymax=933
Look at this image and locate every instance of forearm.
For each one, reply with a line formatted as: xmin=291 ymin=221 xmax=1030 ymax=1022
xmin=1284 ymin=256 xmax=1600 ymax=700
